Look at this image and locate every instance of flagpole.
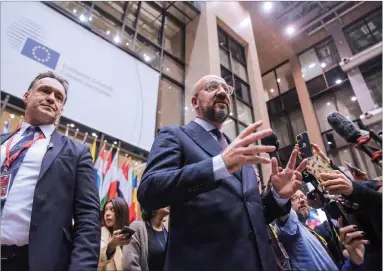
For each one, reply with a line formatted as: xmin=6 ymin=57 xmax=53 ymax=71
xmin=82 ymin=132 xmax=88 ymax=144
xmin=64 ymin=124 xmax=70 ymax=136
xmin=73 ymin=128 xmax=79 ymax=140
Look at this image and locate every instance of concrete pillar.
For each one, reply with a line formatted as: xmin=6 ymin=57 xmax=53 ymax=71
xmin=326 ymin=22 xmax=376 ymax=113
xmin=290 ymin=55 xmax=326 ymax=151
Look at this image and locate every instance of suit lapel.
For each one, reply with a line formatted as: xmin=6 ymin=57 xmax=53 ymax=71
xmin=38 ymin=131 xmax=66 ymax=182
xmin=181 ymin=121 xmax=221 ymax=157
xmin=241 ymin=165 xmax=253 ymax=195
xmin=181 ymin=122 xmax=242 ymax=182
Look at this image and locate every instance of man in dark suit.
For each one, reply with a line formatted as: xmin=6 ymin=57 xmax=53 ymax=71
xmin=138 ymin=75 xmax=307 ymax=271
xmin=1 ymin=71 xmax=101 ymax=271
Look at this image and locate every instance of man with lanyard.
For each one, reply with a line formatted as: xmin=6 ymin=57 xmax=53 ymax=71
xmin=1 ymin=71 xmax=100 ymax=271
xmin=275 ymin=190 xmax=366 ymax=271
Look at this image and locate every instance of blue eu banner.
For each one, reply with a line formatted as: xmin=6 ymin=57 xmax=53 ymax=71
xmin=21 ymin=38 xmax=60 ymax=70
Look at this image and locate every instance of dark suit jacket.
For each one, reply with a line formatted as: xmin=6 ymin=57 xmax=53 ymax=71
xmin=1 ymin=130 xmax=101 ymax=271
xmin=138 ymin=121 xmax=291 ymax=271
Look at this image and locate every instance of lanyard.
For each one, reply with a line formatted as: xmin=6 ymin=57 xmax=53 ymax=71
xmin=150 ymin=223 xmax=167 ymax=252
xmin=3 ymin=131 xmax=45 ymax=170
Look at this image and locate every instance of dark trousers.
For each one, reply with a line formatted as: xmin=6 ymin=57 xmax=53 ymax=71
xmin=1 ymin=245 xmax=29 ymax=271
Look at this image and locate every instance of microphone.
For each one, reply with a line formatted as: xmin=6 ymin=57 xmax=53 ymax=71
xmin=260 ymin=133 xmax=281 ymax=165
xmin=327 ymin=111 xmax=382 ymax=167
xmin=47 ymin=142 xmax=54 ymax=151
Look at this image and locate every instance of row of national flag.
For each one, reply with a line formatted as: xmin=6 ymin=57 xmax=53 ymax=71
xmin=92 ymin=141 xmax=141 ymax=223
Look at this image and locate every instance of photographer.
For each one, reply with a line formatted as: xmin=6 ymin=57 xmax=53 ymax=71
xmin=275 ymin=190 xmax=366 ymax=271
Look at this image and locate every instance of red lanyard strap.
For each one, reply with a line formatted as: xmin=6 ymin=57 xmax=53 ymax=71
xmin=4 ymin=133 xmax=45 ymax=169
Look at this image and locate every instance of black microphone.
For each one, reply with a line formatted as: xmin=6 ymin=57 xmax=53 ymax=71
xmin=260 ymin=133 xmax=281 ymax=165
xmin=327 ymin=111 xmax=382 ymax=167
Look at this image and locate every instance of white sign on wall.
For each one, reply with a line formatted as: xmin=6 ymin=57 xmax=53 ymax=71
xmin=1 ymin=2 xmax=160 ymax=151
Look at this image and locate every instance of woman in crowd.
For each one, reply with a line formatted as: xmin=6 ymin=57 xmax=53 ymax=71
xmin=123 ymin=207 xmax=169 ymax=271
xmin=99 ymin=197 xmax=131 ymax=271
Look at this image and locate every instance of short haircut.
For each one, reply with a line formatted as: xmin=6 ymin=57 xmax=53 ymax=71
xmin=28 ymin=71 xmax=69 ymax=103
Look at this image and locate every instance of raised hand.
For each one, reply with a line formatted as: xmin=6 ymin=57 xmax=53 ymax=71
xmin=221 ymin=121 xmax=276 ymax=173
xmin=270 ymin=149 xmax=308 ymax=199
xmin=319 ymin=172 xmax=353 ymax=196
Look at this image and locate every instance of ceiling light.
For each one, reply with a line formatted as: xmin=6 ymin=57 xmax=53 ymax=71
xmin=185 ymin=107 xmax=188 ymax=110
xmin=113 ymin=36 xmax=120 ymax=43
xmin=10 ymin=114 xmax=15 ymax=119
xmin=335 ymin=79 xmax=342 ymax=84
xmin=230 ymin=112 xmax=233 ymax=116
xmin=70 ymin=123 xmax=75 ymax=128
xmin=263 ymin=2 xmax=273 ymax=12
xmin=327 ymin=102 xmax=331 ymax=106
xmin=308 ymin=63 xmax=316 ymax=69
xmin=285 ymin=26 xmax=295 ymax=35
xmin=126 ymin=42 xmax=129 ymax=46
xmin=73 ymin=9 xmax=77 ymax=13
xmin=240 ymin=17 xmax=251 ymax=28
xmin=166 ymin=68 xmax=169 ymax=71
xmin=351 ymin=96 xmax=357 ymax=101
xmin=143 ymin=53 xmax=147 ymax=57
xmin=321 ymin=62 xmax=326 ymax=68
xmin=220 ymin=42 xmax=224 ymax=46
xmin=144 ymin=55 xmax=151 ymax=62
xmin=79 ymin=14 xmax=86 ymax=22
xmin=327 ymin=141 xmax=332 ymax=145
xmin=169 ymin=86 xmax=171 ymax=89
xmin=302 ymin=74 xmax=305 ymax=78
xmin=270 ymin=88 xmax=274 ymax=93
xmin=88 ymin=17 xmax=92 ymax=21
xmin=91 ymin=132 xmax=97 ymax=137
xmin=277 ymin=78 xmax=281 ymax=83
xmin=113 ymin=141 xmax=117 ymax=145
xmin=106 ymin=30 xmax=110 ymax=35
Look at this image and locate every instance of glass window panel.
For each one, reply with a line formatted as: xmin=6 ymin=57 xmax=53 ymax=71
xmin=281 ymin=89 xmax=299 ymax=111
xmin=354 ymin=35 xmax=375 ymax=52
xmin=267 ymin=98 xmax=283 ymax=116
xmin=306 ymin=75 xmax=327 ymax=96
xmin=90 ymin=6 xmax=122 ymax=41
xmin=235 ymin=100 xmax=253 ymax=125
xmin=124 ymin=2 xmax=139 ymax=29
xmin=218 ymin=29 xmax=228 ymax=50
xmin=219 ymin=48 xmax=230 ymax=70
xmin=288 ymin=108 xmax=306 ymax=137
xmin=167 ymin=5 xmax=189 ymax=24
xmin=312 ymin=93 xmax=337 ymax=132
xmin=234 ymin=77 xmax=251 ymax=104
xmin=299 ymin=48 xmax=322 ymax=81
xmin=137 ymin=2 xmax=162 ymax=45
xmin=222 ymin=118 xmax=236 ymax=142
xmin=238 ymin=123 xmax=247 ymax=135
xmin=221 ymin=66 xmax=233 ymax=86
xmin=135 ymin=35 xmax=161 ymax=69
xmin=263 ymin=72 xmax=278 ymax=101
xmin=364 ymin=69 xmax=382 ymax=108
xmin=270 ymin=115 xmax=292 ymax=148
xmin=163 ymin=17 xmax=184 ymax=60
xmin=162 ymin=55 xmax=184 ymax=84
xmin=347 ymin=22 xmax=371 ymax=41
xmin=158 ymin=79 xmax=182 ymax=128
xmin=54 ymin=1 xmax=91 ymax=17
xmin=94 ymin=2 xmax=125 ymax=22
xmin=232 ymin=58 xmax=248 ymax=82
xmin=325 ymin=66 xmax=347 ymax=88
xmin=334 ymin=83 xmax=363 ymax=121
xmin=122 ymin=27 xmax=134 ymax=50
xmin=173 ymin=1 xmax=198 ymax=19
xmin=276 ymin=62 xmax=295 ymax=93
xmin=155 ymin=1 xmax=172 ymax=9
xmin=315 ymin=39 xmax=341 ymax=71
xmin=372 ymin=31 xmax=382 ymax=42
xmin=322 ymin=131 xmax=348 ymax=152
xmin=230 ymin=39 xmax=246 ymax=64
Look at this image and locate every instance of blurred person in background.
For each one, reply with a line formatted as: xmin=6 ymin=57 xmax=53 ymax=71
xmin=99 ymin=198 xmax=131 ymax=271
xmin=123 ymin=207 xmax=169 ymax=271
xmin=1 ymin=71 xmax=100 ymax=271
xmin=275 ymin=190 xmax=366 ymax=271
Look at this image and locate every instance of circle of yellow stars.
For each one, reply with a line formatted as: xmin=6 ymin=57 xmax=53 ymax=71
xmin=32 ymin=45 xmax=51 ymax=63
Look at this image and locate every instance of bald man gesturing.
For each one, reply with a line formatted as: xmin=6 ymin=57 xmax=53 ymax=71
xmin=138 ymin=75 xmax=307 ymax=271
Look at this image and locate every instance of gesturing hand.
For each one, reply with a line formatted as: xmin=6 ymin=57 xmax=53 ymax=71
xmin=109 ymin=229 xmax=132 ymax=249
xmin=221 ymin=121 xmax=276 ymax=174
xmin=270 ymin=149 xmax=308 ymax=199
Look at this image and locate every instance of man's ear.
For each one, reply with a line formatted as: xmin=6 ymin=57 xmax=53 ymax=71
xmin=191 ymin=96 xmax=198 ymax=109
xmin=23 ymin=91 xmax=29 ymax=106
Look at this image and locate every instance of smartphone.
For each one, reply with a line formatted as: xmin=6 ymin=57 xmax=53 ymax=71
xmin=296 ymin=132 xmax=314 ymax=158
xmin=121 ymin=226 xmax=135 ymax=238
xmin=344 ymin=161 xmax=365 ymax=176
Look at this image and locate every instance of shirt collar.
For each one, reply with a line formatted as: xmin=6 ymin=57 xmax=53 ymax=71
xmin=194 ymin=118 xmax=220 ymax=133
xmin=20 ymin=122 xmax=55 ymax=138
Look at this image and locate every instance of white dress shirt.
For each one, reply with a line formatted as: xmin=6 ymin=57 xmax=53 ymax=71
xmin=193 ymin=118 xmax=288 ymax=205
xmin=1 ymin=122 xmax=55 ymax=246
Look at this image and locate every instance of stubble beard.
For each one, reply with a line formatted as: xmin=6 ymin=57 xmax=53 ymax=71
xmin=200 ymin=103 xmax=230 ymax=124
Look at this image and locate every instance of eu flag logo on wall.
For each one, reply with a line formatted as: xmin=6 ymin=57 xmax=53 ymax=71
xmin=21 ymin=38 xmax=60 ymax=70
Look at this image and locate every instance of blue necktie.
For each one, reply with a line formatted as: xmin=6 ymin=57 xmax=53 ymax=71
xmin=211 ymin=129 xmax=228 ymax=151
xmin=1 ymin=126 xmax=40 ymax=208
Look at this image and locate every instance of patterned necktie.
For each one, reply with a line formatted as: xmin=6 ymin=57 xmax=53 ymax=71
xmin=211 ymin=129 xmax=228 ymax=151
xmin=1 ymin=126 xmax=41 ymax=208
